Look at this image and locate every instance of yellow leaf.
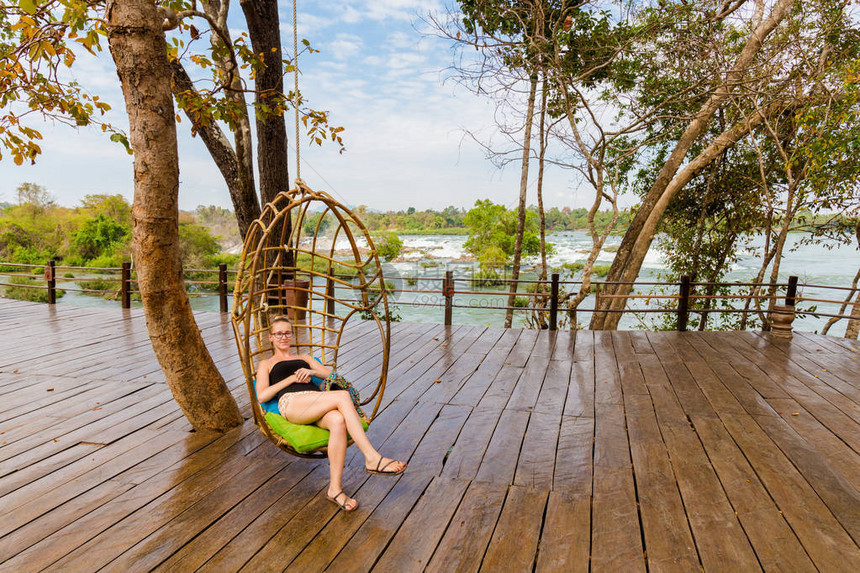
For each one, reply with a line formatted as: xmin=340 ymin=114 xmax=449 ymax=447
xmin=13 ymin=153 xmax=24 ymax=165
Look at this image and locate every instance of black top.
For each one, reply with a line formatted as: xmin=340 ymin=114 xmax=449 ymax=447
xmin=269 ymin=359 xmax=319 ymax=401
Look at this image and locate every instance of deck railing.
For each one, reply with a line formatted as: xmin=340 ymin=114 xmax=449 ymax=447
xmin=1 ymin=260 xmax=858 ymax=333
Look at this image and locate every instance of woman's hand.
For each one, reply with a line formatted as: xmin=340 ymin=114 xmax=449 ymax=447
xmin=293 ymin=368 xmax=314 ymax=383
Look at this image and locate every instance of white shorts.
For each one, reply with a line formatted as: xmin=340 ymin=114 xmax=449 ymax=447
xmin=278 ymin=391 xmax=319 ymax=418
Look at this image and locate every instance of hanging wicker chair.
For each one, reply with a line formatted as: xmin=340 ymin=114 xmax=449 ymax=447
xmin=231 ymin=181 xmax=391 ymax=458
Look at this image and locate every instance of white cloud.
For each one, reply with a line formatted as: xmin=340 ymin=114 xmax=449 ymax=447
xmin=326 ymin=34 xmax=365 ymax=60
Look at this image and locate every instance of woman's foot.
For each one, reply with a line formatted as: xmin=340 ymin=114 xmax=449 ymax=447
xmin=365 ymin=456 xmax=407 ymax=476
xmin=327 ymin=490 xmax=358 ymax=512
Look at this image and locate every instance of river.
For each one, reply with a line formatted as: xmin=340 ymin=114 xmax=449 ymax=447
xmin=56 ymin=232 xmax=859 ymax=334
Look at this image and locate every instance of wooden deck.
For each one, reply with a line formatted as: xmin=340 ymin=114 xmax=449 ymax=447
xmin=1 ymin=297 xmax=859 ymax=572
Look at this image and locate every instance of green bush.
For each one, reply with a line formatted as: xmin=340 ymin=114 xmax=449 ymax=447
xmin=78 ymin=278 xmax=117 ymax=295
xmin=72 ymin=214 xmax=130 ymax=261
xmin=557 ymin=262 xmax=584 ymax=276
xmin=592 ymin=264 xmax=611 ymax=277
xmin=473 ymin=269 xmax=502 ymax=286
xmin=374 ymin=232 xmax=403 ymax=262
xmin=87 ymin=253 xmax=127 ymax=268
xmin=3 ymin=276 xmax=64 ymax=303
xmin=11 ymin=245 xmax=55 ymax=265
xmin=513 ymin=296 xmax=529 ymax=308
xmin=203 ymin=252 xmax=241 ymax=268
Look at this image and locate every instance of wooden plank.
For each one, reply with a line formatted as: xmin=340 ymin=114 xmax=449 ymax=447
xmin=591 ymin=399 xmax=645 ymax=571
xmin=590 ymin=467 xmax=646 ymax=572
xmin=0 ymin=385 xmax=171 ymax=471
xmin=448 ymin=338 xmax=517 ymax=407
xmin=321 ymin=471 xmax=436 ymax=573
xmin=280 ymin=470 xmax=404 ymax=572
xmin=0 ymin=427 xmax=158 ymax=511
xmin=371 ymin=476 xmax=470 ymax=572
xmin=195 ymin=462 xmax=332 ymax=573
xmin=754 ymin=405 xmax=860 ymax=541
xmin=0 ymin=428 xmax=185 ymax=539
xmin=690 ymin=415 xmax=817 ymax=572
xmin=505 ymin=352 xmax=552 ymax=412
xmin=153 ymin=461 xmax=318 ymax=573
xmin=534 ymin=491 xmax=590 ymax=573
xmin=564 ymin=360 xmax=594 ymax=417
xmin=0 ymin=479 xmax=132 ymax=563
xmin=549 ymin=329 xmax=575 ymax=361
xmin=766 ymin=397 xmax=860 ymax=491
xmin=641 ymin=359 xmax=761 ymax=571
xmin=474 ymin=409 xmax=530 ymax=485
xmin=99 ymin=456 xmax=290 ymax=572
xmin=572 ymin=330 xmax=594 ymax=362
xmin=611 ymin=330 xmax=637 ymax=362
xmin=624 ymin=393 xmax=699 ymax=571
xmin=3 ymin=426 xmax=263 ymax=573
xmin=720 ymin=413 xmax=860 ymax=569
xmin=514 ymin=411 xmax=560 ymax=488
xmin=424 ymin=481 xmax=508 ymax=573
xmin=594 ymin=332 xmax=621 ymax=405
xmin=411 ymin=327 xmax=498 ymax=405
xmin=408 ymin=404 xmax=472 ymax=475
xmin=618 ymin=359 xmax=648 ymax=397
xmin=533 ymin=358 xmax=572 ymax=416
xmin=475 ymin=365 xmax=524 ymax=411
xmin=440 ymin=407 xmax=503 ymax=481
xmin=480 ymin=485 xmax=548 ymax=571
xmin=553 ymin=415 xmax=593 ymax=493
xmin=349 ymin=400 xmax=443 ymax=471
xmin=629 ymin=330 xmax=655 ymax=355
xmin=504 ymin=329 xmax=539 ymax=368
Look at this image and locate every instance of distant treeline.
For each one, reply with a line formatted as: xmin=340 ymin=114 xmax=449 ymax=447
xmin=0 ymin=185 xmax=235 ymax=269
xmin=356 ymin=205 xmax=632 ymax=234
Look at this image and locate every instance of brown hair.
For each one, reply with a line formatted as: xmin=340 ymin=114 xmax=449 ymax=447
xmin=269 ymin=315 xmax=292 ymax=332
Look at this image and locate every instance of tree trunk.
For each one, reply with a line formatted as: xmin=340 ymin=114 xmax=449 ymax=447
xmin=106 ymin=0 xmax=243 ymax=432
xmin=170 ymin=61 xmax=260 ymax=238
xmin=240 ymin=0 xmax=291 ymax=205
xmin=844 ymin=280 xmax=860 ymax=339
xmin=536 ymin=78 xmax=549 ymax=282
xmin=504 ymin=74 xmax=538 ymax=328
xmin=590 ymin=0 xmax=796 ymax=330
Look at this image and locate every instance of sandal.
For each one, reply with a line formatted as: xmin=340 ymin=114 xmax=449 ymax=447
xmin=366 ymin=457 xmax=406 ymax=476
xmin=327 ymin=491 xmax=358 ymax=512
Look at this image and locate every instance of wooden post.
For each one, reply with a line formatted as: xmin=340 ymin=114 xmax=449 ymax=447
xmin=444 ymin=271 xmax=454 ymax=326
xmin=678 ymin=275 xmax=691 ymax=332
xmin=121 ymin=262 xmax=131 ymax=309
xmin=45 ymin=260 xmax=56 ymax=305
xmin=549 ymin=273 xmax=559 ymax=331
xmin=219 ymin=263 xmax=228 ymax=313
xmin=785 ymin=275 xmax=798 ymax=307
xmin=326 ymin=277 xmax=335 ymax=315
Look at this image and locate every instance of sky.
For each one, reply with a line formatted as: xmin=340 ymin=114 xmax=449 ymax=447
xmin=0 ymin=0 xmax=598 ymax=213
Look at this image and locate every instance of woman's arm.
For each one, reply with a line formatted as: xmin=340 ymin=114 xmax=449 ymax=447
xmin=297 ymin=355 xmax=332 ymax=380
xmin=255 ymin=359 xmax=302 ymax=403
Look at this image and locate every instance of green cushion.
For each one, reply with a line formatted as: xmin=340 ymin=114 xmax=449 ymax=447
xmin=263 ymin=411 xmax=369 ymax=454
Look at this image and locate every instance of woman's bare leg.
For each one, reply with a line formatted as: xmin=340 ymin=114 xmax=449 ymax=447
xmin=317 ymin=410 xmax=356 ymax=510
xmin=284 ymin=391 xmax=405 ymax=473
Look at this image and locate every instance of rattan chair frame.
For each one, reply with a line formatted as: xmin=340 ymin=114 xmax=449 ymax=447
xmin=231 ymin=182 xmax=391 ymax=457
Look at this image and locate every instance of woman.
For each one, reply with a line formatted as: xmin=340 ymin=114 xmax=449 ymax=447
xmin=256 ymin=316 xmax=406 ymax=512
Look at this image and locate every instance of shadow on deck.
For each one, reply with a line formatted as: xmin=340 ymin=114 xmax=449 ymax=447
xmin=1 ymin=298 xmax=859 ymax=571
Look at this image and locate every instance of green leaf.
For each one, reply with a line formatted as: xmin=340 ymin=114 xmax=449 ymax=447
xmin=18 ymin=0 xmax=37 ymax=15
